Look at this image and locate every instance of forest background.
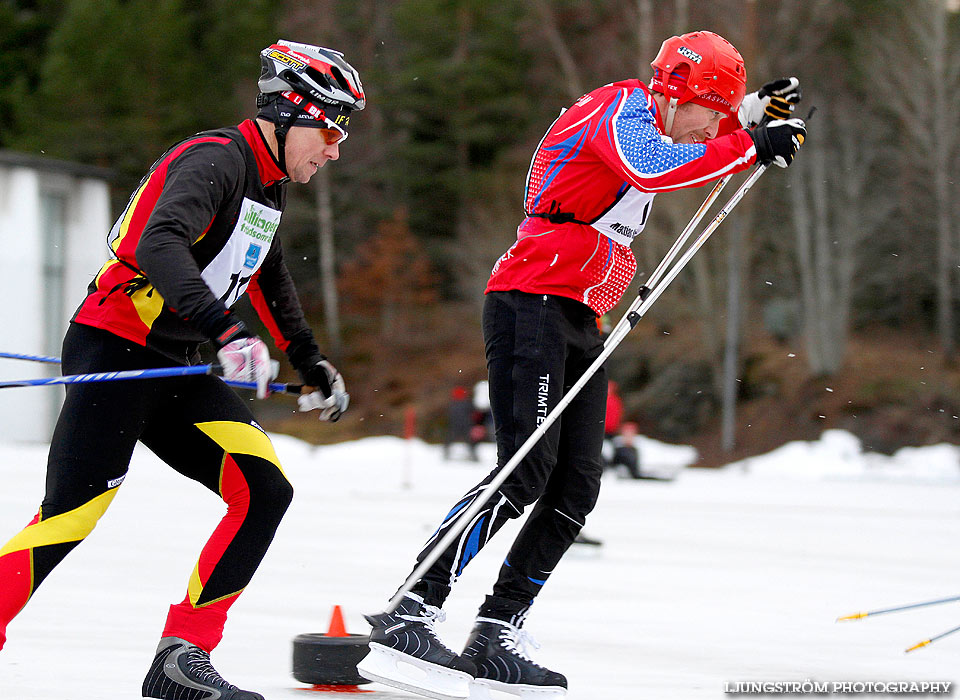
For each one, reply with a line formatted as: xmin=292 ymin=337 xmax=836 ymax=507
xmin=3 ymin=0 xmax=960 ymax=466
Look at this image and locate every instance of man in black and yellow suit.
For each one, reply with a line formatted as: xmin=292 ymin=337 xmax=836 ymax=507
xmin=0 ymin=40 xmax=364 ymax=700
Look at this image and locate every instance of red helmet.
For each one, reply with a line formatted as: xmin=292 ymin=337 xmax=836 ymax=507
xmin=649 ymin=31 xmax=746 ymax=116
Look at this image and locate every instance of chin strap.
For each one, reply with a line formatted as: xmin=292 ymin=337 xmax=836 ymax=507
xmin=273 ymin=131 xmax=288 ymax=174
xmin=663 ymin=96 xmax=679 ymax=135
xmin=257 ymin=93 xmax=306 ymax=176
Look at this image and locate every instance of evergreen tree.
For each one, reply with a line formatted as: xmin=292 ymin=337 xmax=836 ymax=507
xmin=0 ymin=0 xmax=66 ymax=148
xmin=386 ymin=1 xmax=531 ymax=263
xmin=23 ymin=0 xmax=274 ymax=190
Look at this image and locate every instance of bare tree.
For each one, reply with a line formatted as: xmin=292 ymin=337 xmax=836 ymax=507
xmin=314 ymin=168 xmax=341 ymax=355
xmin=530 ymin=0 xmax=585 ymax=100
xmin=635 ymin=0 xmax=656 ymax=79
xmin=721 ymin=217 xmax=746 ymax=451
xmin=718 ymin=0 xmax=758 ymax=451
xmin=282 ymin=0 xmax=397 ymax=354
xmin=790 ymin=96 xmax=893 ymax=376
xmin=791 ymin=120 xmax=838 ymax=375
xmin=862 ymin=0 xmax=960 ymax=355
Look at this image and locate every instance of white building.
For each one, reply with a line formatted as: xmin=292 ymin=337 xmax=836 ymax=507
xmin=0 ymin=150 xmax=112 ymax=443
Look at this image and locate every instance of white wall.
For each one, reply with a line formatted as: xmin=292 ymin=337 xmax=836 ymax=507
xmin=0 ymin=160 xmax=110 ymax=443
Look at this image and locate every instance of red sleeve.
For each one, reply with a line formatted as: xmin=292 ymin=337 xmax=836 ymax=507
xmin=589 ymin=84 xmax=757 ymax=194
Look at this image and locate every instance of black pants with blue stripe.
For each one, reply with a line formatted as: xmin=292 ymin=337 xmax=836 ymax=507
xmin=413 ymin=291 xmax=606 ymax=614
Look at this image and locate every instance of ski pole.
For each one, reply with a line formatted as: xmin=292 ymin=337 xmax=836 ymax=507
xmin=0 ymin=364 xmax=214 ymax=388
xmin=604 ymin=174 xmax=731 ymax=348
xmin=0 ymin=351 xmax=62 ymax=364
xmin=383 ymin=163 xmax=770 ymax=614
xmin=223 ymin=378 xmax=305 ymax=395
xmin=0 ymin=364 xmax=305 ymax=395
xmin=837 ymin=594 xmax=960 ymax=622
xmin=906 ymin=622 xmax=960 ymax=653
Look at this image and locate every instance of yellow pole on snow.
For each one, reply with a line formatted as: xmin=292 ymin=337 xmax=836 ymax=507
xmin=837 ymin=594 xmax=960 ymax=622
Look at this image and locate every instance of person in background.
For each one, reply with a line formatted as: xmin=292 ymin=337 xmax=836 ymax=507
xmin=605 ymin=380 xmax=625 ymax=441
xmin=602 ymin=380 xmax=642 ymax=479
xmin=610 ymin=421 xmax=643 ymax=480
xmin=0 ymin=40 xmax=362 ymax=700
xmin=444 ymin=385 xmax=479 ymax=461
xmin=472 ymin=378 xmax=494 ymax=443
xmin=359 ymin=30 xmax=804 ymax=700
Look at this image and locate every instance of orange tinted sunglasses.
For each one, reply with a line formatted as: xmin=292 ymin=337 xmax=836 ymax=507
xmin=321 ymin=128 xmax=347 ymax=145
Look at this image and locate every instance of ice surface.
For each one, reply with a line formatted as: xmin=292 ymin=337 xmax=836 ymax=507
xmin=0 ymin=430 xmax=958 ymax=699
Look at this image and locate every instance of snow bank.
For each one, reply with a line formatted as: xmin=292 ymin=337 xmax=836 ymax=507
xmin=726 ymin=429 xmax=960 ymax=482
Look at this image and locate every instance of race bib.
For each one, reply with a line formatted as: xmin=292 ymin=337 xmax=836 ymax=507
xmin=591 ymin=188 xmax=656 ymax=247
xmin=201 ymin=197 xmax=282 ymax=307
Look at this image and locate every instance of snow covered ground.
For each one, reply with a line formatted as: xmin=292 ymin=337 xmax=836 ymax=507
xmin=1 ymin=429 xmax=959 ymax=699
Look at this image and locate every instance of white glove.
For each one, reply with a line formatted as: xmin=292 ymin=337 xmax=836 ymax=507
xmin=217 ymin=336 xmax=273 ymax=399
xmin=738 ymin=77 xmax=801 ymax=128
xmin=297 ymin=359 xmax=349 ymax=422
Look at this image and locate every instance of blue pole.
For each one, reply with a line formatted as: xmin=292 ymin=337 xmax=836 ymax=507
xmin=839 ymin=594 xmax=960 ymax=621
xmin=0 ymin=354 xmax=304 ymax=394
xmin=225 ymin=378 xmax=303 ymax=395
xmin=0 ymin=351 xmax=62 ymax=364
xmin=0 ymin=364 xmax=214 ymax=389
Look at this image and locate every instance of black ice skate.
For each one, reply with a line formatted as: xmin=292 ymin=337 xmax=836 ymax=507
xmin=357 ymin=592 xmax=476 ymax=700
xmin=462 ymin=617 xmax=567 ymax=699
xmin=142 ymin=636 xmax=264 ymax=700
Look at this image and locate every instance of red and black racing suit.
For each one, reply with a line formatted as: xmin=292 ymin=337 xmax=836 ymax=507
xmin=0 ymin=119 xmax=321 ymax=652
xmin=409 ymin=80 xmax=757 ymax=619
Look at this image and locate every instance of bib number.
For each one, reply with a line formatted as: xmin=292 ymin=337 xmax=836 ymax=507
xmin=201 ymin=198 xmax=282 ymax=307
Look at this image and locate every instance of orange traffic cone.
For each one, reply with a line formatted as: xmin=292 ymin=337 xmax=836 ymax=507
xmin=327 ymin=605 xmax=348 ymax=637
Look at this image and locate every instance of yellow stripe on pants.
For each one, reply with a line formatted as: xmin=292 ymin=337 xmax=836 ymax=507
xmin=0 ymin=488 xmax=119 ymax=558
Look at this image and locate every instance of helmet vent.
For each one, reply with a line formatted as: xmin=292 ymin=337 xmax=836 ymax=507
xmin=305 ymin=66 xmax=333 ymax=89
xmin=329 ymin=66 xmax=349 ymax=91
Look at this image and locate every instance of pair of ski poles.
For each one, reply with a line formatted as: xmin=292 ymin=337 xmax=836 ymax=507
xmin=839 ymin=595 xmax=960 ymax=653
xmin=0 ymin=352 xmax=305 ymax=395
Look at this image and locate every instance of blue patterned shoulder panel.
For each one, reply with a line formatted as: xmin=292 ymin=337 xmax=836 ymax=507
xmin=613 ymin=88 xmax=707 ymax=176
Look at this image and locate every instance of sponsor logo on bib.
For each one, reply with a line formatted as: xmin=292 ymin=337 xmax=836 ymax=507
xmin=244 ymin=243 xmax=262 ymax=269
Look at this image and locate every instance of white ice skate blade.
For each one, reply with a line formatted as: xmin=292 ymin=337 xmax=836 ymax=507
xmin=357 ymin=642 xmax=473 ymax=700
xmin=470 ymin=678 xmax=567 ymax=699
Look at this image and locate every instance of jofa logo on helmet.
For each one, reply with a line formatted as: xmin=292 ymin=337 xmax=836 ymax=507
xmin=267 ymin=49 xmax=306 ymax=71
xmin=678 ymin=46 xmax=703 ymax=64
